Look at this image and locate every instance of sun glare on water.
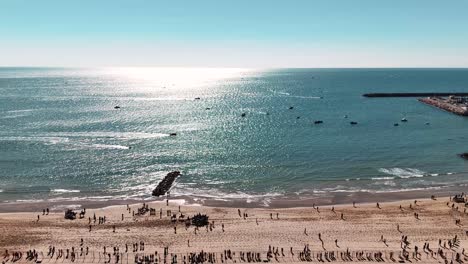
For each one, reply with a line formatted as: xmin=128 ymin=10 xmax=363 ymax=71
xmin=101 ymin=67 xmax=252 ymax=89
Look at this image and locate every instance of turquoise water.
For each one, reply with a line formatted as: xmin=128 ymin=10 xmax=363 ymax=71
xmin=1 ymin=68 xmax=468 ymax=206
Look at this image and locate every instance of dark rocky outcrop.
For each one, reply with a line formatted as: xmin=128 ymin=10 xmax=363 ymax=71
xmin=459 ymin=153 xmax=468 ymax=160
xmin=64 ymin=209 xmax=77 ymax=220
xmin=152 ymin=171 xmax=181 ymax=197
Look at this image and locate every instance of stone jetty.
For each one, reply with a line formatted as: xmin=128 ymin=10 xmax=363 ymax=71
xmin=419 ymin=97 xmax=468 ymax=116
xmin=363 ymin=92 xmax=468 ymax=97
xmin=152 ymin=171 xmax=181 ymax=197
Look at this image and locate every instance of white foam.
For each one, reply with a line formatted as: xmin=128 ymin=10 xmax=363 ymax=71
xmin=6 ymin=109 xmax=35 ymax=113
xmin=371 ymin=176 xmax=396 ymax=180
xmin=47 ymin=132 xmax=169 ymax=140
xmin=289 ymin=95 xmax=322 ymax=99
xmin=0 ymin=136 xmax=70 ymax=144
xmin=0 ymin=114 xmax=30 ymax=119
xmin=378 ymin=168 xmax=426 ymax=179
xmin=50 ymin=204 xmax=82 ymax=211
xmin=51 ymin=189 xmax=80 ymax=193
xmin=131 ymin=97 xmax=195 ymax=101
xmin=90 ymin=144 xmax=130 ymax=150
xmin=170 ymin=185 xmax=283 ymax=203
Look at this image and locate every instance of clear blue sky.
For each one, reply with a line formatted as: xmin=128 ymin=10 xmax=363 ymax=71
xmin=1 ymin=0 xmax=468 ymax=67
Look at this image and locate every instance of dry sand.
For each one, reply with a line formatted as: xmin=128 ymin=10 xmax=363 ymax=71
xmin=0 ymin=196 xmax=467 ymax=263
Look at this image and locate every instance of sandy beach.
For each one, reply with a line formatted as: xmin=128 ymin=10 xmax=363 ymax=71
xmin=1 ymin=195 xmax=467 ymax=263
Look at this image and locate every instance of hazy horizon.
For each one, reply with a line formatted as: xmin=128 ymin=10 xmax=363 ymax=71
xmin=2 ymin=0 xmax=468 ymax=67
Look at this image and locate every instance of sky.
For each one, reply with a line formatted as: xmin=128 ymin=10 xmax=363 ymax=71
xmin=1 ymin=0 xmax=468 ymax=68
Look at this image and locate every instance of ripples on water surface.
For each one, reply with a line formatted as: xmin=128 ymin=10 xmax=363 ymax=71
xmin=1 ymin=68 xmax=468 ymax=206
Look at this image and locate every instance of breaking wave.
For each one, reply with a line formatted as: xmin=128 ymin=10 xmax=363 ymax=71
xmin=51 ymin=189 xmax=80 ymax=193
xmin=378 ymin=168 xmax=426 ymax=179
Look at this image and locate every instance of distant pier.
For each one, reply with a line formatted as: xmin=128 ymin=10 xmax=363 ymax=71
xmin=419 ymin=97 xmax=468 ymax=116
xmin=363 ymin=92 xmax=468 ymax=97
xmin=364 ymin=92 xmax=468 ymax=116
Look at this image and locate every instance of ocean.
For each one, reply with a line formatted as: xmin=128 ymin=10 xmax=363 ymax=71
xmin=1 ymin=67 xmax=467 ymax=208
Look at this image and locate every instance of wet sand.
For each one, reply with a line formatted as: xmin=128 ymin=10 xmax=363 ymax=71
xmin=0 ymin=186 xmax=466 ymax=213
xmin=1 ymin=195 xmax=467 ymax=263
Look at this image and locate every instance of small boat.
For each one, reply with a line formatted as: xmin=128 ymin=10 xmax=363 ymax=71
xmin=401 ymin=118 xmax=408 ymax=122
xmin=350 ymin=121 xmax=358 ymax=125
xmin=169 ymin=133 xmax=177 ymax=136
xmin=296 ymin=116 xmax=300 ymax=119
xmin=344 ymin=115 xmax=348 ymax=118
xmin=114 ymin=106 xmax=121 ymax=109
xmin=289 ymin=106 xmax=294 ymax=110
xmin=241 ymin=113 xmax=246 ymax=117
xmin=425 ymin=122 xmax=430 ymax=125
xmin=194 ymin=97 xmax=201 ymax=100
xmin=314 ymin=120 xmax=323 ymax=124
xmin=205 ymin=107 xmax=211 ymax=110
xmin=394 ymin=123 xmax=399 ymax=126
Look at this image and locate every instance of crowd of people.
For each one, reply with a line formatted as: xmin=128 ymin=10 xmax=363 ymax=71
xmin=1 ymin=195 xmax=467 ymax=264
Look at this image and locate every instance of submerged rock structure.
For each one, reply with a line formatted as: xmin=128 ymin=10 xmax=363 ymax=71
xmin=152 ymin=171 xmax=181 ymax=197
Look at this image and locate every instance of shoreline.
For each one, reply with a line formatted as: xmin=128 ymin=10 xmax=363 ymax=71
xmin=0 ymin=194 xmax=466 ymax=263
xmin=0 ymin=186 xmax=466 ymax=213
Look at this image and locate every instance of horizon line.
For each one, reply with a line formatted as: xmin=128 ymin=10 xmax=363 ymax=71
xmin=1 ymin=66 xmax=468 ymax=69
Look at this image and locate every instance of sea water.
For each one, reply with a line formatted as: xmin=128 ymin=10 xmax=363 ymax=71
xmin=1 ymin=68 xmax=467 ymax=206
